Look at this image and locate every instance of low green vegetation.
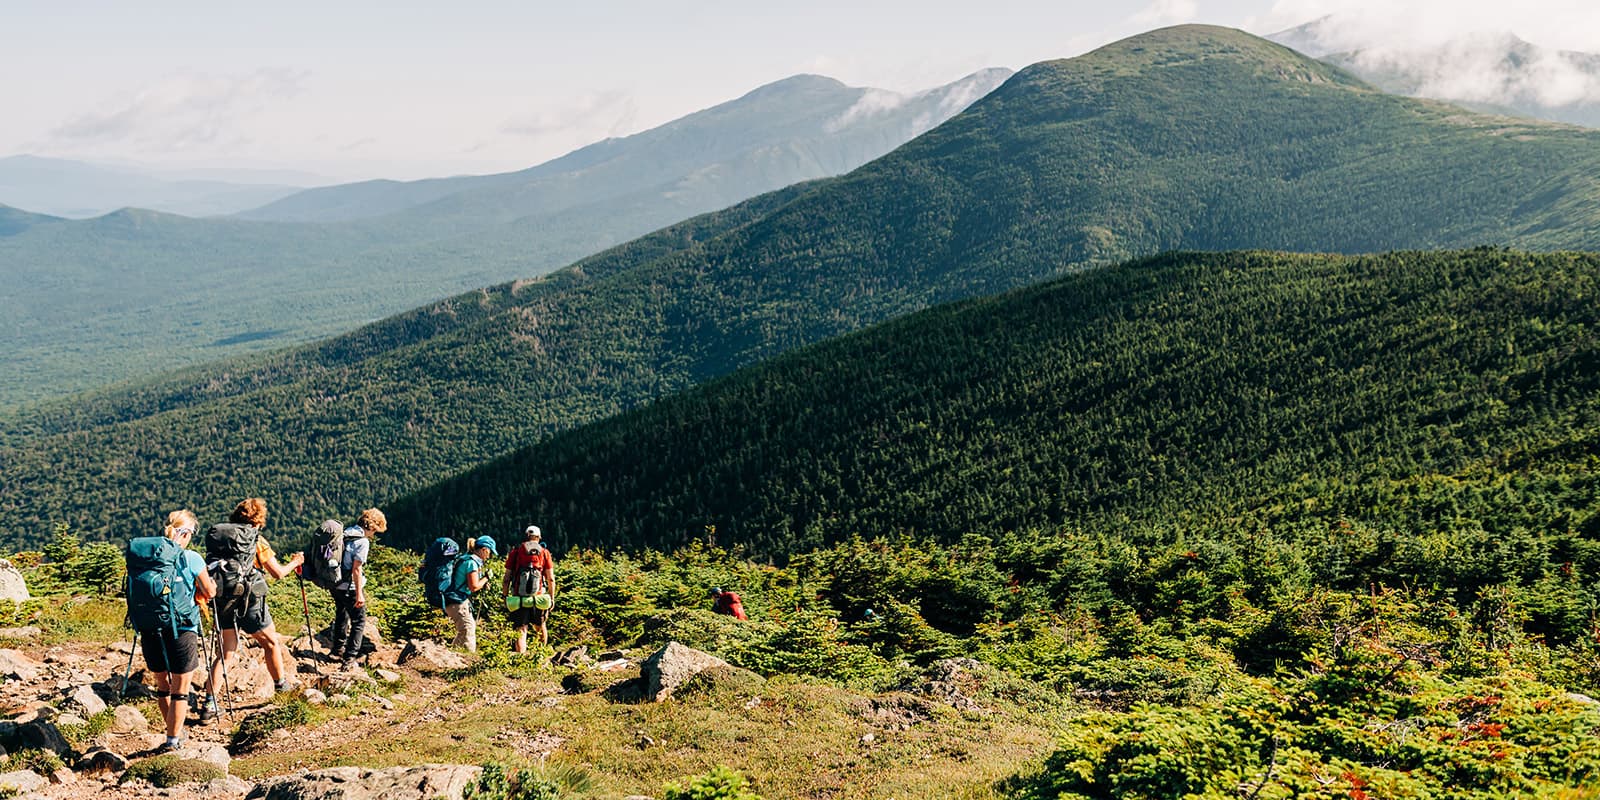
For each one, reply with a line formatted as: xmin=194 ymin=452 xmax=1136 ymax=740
xmin=121 ymin=753 xmax=225 ymax=787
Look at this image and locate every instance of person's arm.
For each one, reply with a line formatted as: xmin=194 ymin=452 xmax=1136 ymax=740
xmin=351 ymin=561 xmax=366 ymax=606
xmin=501 ymin=552 xmax=515 ymax=596
xmin=544 ymin=555 xmax=556 ymax=597
xmin=258 ymin=538 xmax=304 ymax=580
xmin=192 ymin=553 xmax=217 ymax=601
xmin=465 ymin=561 xmax=488 ymax=593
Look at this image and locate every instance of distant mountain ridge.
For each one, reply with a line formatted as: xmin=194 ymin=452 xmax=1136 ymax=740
xmin=0 ymin=155 xmax=308 ymax=218
xmin=1269 ymin=16 xmax=1600 ymax=127
xmin=5 ymin=25 xmax=1600 ymax=545
xmin=0 ymin=69 xmax=1011 ymax=408
xmin=235 ymin=70 xmax=1014 ymax=224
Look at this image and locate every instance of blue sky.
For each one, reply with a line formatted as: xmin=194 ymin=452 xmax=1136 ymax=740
xmin=1 ymin=0 xmax=1593 ymax=181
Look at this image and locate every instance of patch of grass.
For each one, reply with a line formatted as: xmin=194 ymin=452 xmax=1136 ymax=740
xmin=57 ymin=707 xmax=117 ymax=747
xmin=122 ymin=754 xmax=224 ymax=787
xmin=231 ymin=698 xmax=314 ymax=751
xmin=4 ymin=747 xmax=64 ymax=775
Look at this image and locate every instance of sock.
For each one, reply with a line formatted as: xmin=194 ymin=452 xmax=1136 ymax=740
xmin=166 ymin=736 xmax=180 ymax=747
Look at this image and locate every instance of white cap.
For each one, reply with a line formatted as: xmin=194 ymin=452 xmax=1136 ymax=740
xmin=524 ymin=525 xmax=542 ymax=539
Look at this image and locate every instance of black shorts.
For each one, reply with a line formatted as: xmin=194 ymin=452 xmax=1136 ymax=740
xmin=215 ymin=595 xmax=273 ymax=634
xmin=141 ymin=628 xmax=201 ymax=675
xmin=511 ymin=603 xmax=550 ymax=628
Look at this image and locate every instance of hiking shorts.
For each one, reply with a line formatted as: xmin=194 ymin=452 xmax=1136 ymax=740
xmin=510 ymin=603 xmax=550 ymax=629
xmin=141 ymin=628 xmax=201 ymax=675
xmin=215 ymin=595 xmax=273 ymax=635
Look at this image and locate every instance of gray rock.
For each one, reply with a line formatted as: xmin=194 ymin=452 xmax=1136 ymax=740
xmin=555 ymin=645 xmax=591 ymax=667
xmin=372 ymin=668 xmax=401 ymax=684
xmin=397 ymin=639 xmax=468 ymax=673
xmin=188 ymin=742 xmax=232 ymax=774
xmin=1568 ymin=692 xmax=1598 ymax=706
xmin=77 ymin=746 xmax=130 ymax=775
xmin=302 ymin=688 xmax=328 ymax=705
xmin=0 ymin=626 xmax=41 ymax=640
xmin=0 ymin=768 xmax=47 ymax=793
xmin=18 ymin=718 xmax=73 ymax=757
xmin=246 ymin=764 xmax=482 ymax=800
xmin=0 ymin=648 xmax=43 ymax=681
xmin=66 ymin=683 xmax=108 ymax=716
xmin=112 ymin=703 xmax=149 ymax=734
xmin=49 ymin=766 xmax=77 ymax=784
xmin=199 ymin=774 xmax=256 ymax=796
xmin=0 ymin=559 xmax=29 ymax=604
xmin=640 ymin=641 xmax=730 ymax=702
xmin=314 ymin=620 xmax=384 ymax=654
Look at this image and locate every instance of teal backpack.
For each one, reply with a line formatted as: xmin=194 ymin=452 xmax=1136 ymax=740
xmin=126 ymin=536 xmax=200 ymax=637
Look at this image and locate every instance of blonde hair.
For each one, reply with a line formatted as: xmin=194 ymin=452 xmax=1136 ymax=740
xmin=164 ymin=509 xmax=198 ymax=540
xmin=357 ymin=508 xmax=387 ymax=534
xmin=230 ymin=497 xmax=268 ymax=528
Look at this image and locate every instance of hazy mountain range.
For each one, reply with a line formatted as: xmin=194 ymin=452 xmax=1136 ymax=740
xmin=6 ymin=25 xmax=1600 ymax=544
xmin=0 ymin=155 xmax=317 ymax=218
xmin=1270 ymin=16 xmax=1600 ymax=127
xmin=0 ymin=69 xmax=1011 ymax=408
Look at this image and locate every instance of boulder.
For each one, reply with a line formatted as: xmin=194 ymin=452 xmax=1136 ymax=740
xmin=397 ymin=640 xmax=468 ymax=673
xmin=78 ymin=747 xmax=131 ymax=775
xmin=302 ymin=688 xmax=328 ymax=705
xmin=247 ymin=764 xmax=482 ymax=800
xmin=111 ymin=704 xmax=149 ymax=734
xmin=314 ymin=620 xmax=383 ymax=654
xmin=555 ymin=645 xmax=592 ymax=668
xmin=372 ymin=668 xmax=401 ymax=684
xmin=188 ymin=742 xmax=232 ymax=774
xmin=0 ymin=560 xmax=28 ymax=603
xmin=0 ymin=769 xmax=46 ymax=793
xmin=199 ymin=775 xmax=256 ymax=796
xmin=0 ymin=648 xmax=43 ymax=681
xmin=640 ymin=641 xmax=729 ymax=702
xmin=17 ymin=718 xmax=73 ymax=757
xmin=0 ymin=626 xmax=41 ymax=641
xmin=66 ymin=683 xmax=108 ymax=716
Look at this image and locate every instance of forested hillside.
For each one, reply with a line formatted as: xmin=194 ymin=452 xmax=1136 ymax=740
xmin=0 ymin=71 xmax=1006 ymax=406
xmin=7 ymin=25 xmax=1600 ymax=547
xmin=384 ymin=249 xmax=1600 ymax=555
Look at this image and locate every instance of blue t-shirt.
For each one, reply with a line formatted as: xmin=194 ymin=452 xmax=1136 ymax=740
xmin=175 ymin=549 xmax=206 ymax=631
xmin=446 ymin=553 xmax=482 ymax=604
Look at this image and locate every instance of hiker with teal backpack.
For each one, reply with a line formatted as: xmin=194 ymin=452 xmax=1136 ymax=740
xmin=125 ymin=509 xmax=216 ymax=753
xmin=198 ymin=498 xmax=304 ymax=722
xmin=442 ymin=536 xmax=496 ymax=653
xmin=305 ymin=508 xmax=386 ymax=671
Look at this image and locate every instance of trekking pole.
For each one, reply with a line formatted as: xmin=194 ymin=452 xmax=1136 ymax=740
xmin=296 ymin=571 xmax=318 ymax=665
xmin=210 ymin=594 xmax=235 ymax=720
xmin=118 ymin=630 xmax=140 ymax=700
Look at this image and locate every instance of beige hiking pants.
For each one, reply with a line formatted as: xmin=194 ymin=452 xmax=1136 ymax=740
xmin=445 ymin=601 xmax=476 ymax=653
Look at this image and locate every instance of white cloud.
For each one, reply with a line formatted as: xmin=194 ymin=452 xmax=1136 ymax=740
xmin=501 ymin=90 xmax=639 ymax=140
xmin=50 ymin=69 xmax=306 ymax=153
xmin=824 ymin=89 xmax=909 ymax=133
xmin=1255 ymin=0 xmax=1600 ymax=52
xmin=1130 ymin=0 xmax=1201 ymax=27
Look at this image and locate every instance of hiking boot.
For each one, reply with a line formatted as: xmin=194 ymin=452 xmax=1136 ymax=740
xmin=157 ymin=738 xmax=184 ymax=754
xmin=196 ymin=696 xmax=218 ymax=725
xmin=275 ymin=678 xmax=303 ymax=693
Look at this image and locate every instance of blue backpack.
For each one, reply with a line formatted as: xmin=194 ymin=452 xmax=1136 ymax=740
xmin=420 ymin=537 xmax=461 ymax=609
xmin=126 ymin=536 xmax=200 ymax=636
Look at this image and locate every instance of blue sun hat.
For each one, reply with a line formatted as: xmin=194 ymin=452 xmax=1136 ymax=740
xmin=473 ymin=535 xmax=498 ymax=555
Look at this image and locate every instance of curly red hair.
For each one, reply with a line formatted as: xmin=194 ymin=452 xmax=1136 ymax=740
xmin=230 ymin=497 xmax=267 ymax=528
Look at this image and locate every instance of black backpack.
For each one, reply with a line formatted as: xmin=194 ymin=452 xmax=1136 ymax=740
xmin=205 ymin=522 xmax=265 ymax=602
xmin=305 ymin=520 xmax=345 ymax=591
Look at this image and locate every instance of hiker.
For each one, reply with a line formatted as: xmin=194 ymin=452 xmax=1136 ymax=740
xmin=710 ymin=587 xmax=748 ymax=620
xmin=444 ymin=535 xmax=497 ymax=653
xmin=199 ymin=498 xmax=305 ymax=721
xmin=324 ymin=508 xmax=385 ymax=671
xmin=126 ymin=510 xmax=216 ymax=753
xmin=502 ymin=525 xmax=556 ymax=652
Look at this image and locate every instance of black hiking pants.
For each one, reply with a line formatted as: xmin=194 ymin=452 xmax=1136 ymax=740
xmin=330 ymin=588 xmax=366 ymax=662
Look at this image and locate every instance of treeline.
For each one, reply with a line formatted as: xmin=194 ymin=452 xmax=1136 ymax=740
xmin=7 ymin=26 xmax=1600 ymax=547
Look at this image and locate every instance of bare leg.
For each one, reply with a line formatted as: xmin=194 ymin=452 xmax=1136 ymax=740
xmin=205 ymin=629 xmax=239 ymax=696
xmin=167 ymin=670 xmax=193 ymax=740
xmin=250 ymin=626 xmax=285 ymax=683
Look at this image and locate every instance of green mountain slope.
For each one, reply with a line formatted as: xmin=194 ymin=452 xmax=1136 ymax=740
xmin=0 ymin=71 xmax=1008 ymax=408
xmin=6 ymin=25 xmax=1600 ymax=547
xmin=383 ymin=248 xmax=1600 ymax=556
